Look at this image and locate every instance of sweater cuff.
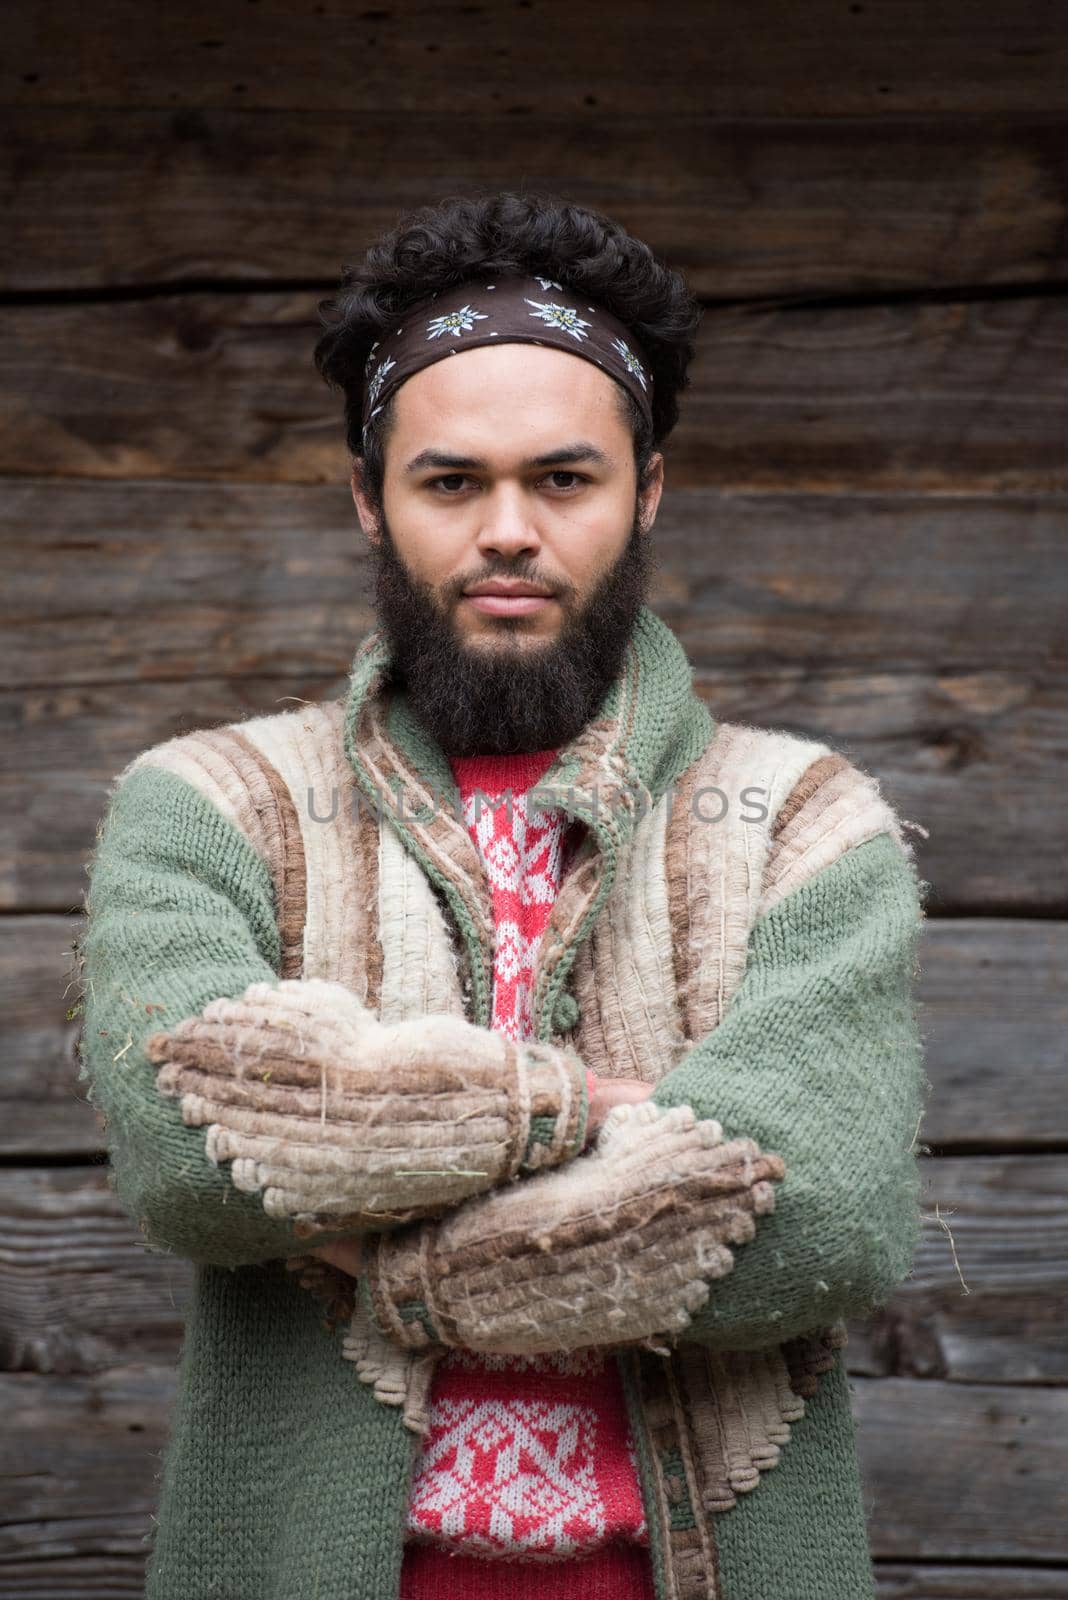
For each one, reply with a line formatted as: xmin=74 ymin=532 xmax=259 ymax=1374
xmin=360 ymin=1228 xmax=444 ymax=1351
xmin=516 ymin=1041 xmax=589 ymax=1174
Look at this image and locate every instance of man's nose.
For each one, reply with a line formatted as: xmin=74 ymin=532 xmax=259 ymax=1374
xmin=474 ymin=485 xmax=543 ymax=561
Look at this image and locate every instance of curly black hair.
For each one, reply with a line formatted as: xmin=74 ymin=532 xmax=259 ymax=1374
xmin=313 ymin=189 xmax=702 ymax=509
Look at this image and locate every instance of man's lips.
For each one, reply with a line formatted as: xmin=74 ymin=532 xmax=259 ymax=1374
xmin=463 ymin=584 xmax=556 ymax=617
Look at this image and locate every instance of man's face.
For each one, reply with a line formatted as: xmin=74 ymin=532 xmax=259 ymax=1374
xmin=350 ymin=342 xmax=664 ymax=755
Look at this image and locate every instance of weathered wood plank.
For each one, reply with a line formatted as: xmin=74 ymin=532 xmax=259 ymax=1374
xmin=0 ymin=1168 xmax=191 ymax=1374
xmin=899 ymin=1155 xmax=1068 ymax=1384
xmin=874 ymin=1570 xmax=1068 ymax=1599
xmin=0 ymin=918 xmax=95 ymax=1157
xmin=5 ymin=1 xmax=1066 ymax=117
xmin=7 ymin=915 xmax=1067 ymax=1160
xmin=847 ymin=1155 xmax=1068 ymax=1384
xmin=3 ymin=479 xmax=374 ymax=688
xmin=0 ymin=1365 xmax=173 ymax=1582
xmin=6 ymin=482 xmax=1066 ymax=688
xmin=915 ymin=922 xmax=1068 ymax=1149
xmin=4 ymin=109 xmax=1068 ymax=297
xmin=3 ymin=295 xmax=1067 ymax=492
xmin=856 ymin=1378 xmax=1068 ymax=1561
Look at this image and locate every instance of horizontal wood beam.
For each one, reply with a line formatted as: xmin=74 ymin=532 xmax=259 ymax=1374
xmin=2 ymin=295 xmax=1066 ymax=492
xmin=3 ymin=110 xmax=1067 ymax=297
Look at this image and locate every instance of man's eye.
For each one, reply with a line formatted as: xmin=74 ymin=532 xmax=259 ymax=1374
xmin=426 ymin=471 xmax=588 ymax=494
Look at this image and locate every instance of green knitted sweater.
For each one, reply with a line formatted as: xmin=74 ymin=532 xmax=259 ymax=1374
xmin=75 ymin=606 xmax=928 ymax=1600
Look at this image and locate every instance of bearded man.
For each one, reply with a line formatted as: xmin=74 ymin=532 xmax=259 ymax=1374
xmin=76 ymin=191 xmax=928 ymax=1600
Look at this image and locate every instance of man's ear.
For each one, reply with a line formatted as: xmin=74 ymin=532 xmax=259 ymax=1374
xmin=351 ymin=461 xmax=383 ymax=547
xmin=637 ymin=452 xmax=665 ymax=535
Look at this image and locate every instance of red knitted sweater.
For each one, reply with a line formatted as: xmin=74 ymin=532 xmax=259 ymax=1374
xmin=398 ymin=749 xmax=653 ymax=1599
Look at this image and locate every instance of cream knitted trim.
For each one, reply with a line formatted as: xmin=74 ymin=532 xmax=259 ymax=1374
xmin=569 ymin=787 xmax=689 ymax=1085
xmin=761 ymin=749 xmax=914 ymax=915
xmin=665 ymin=720 xmax=830 ymax=1044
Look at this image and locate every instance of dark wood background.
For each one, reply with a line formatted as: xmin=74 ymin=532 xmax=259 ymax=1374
xmin=2 ymin=3 xmax=1067 ymax=1594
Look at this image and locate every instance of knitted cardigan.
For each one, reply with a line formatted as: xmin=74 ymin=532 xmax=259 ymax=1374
xmin=74 ymin=605 xmax=929 ymax=1600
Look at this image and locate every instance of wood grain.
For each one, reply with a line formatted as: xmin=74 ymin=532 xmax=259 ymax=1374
xmin=3 ymin=296 xmax=1067 ymax=491
xmin=5 ymin=1 xmax=1066 ymax=117
xmin=4 ymin=109 xmax=1067 ymax=297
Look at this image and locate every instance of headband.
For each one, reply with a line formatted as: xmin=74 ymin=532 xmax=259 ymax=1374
xmin=361 ymin=274 xmax=654 ymax=437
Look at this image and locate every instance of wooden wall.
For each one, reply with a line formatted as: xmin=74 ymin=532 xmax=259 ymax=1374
xmin=2 ymin=2 xmax=1066 ymax=1593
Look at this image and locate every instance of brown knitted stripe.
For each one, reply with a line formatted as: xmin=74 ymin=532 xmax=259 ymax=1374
xmin=314 ymin=700 xmax=388 ymax=1004
xmin=223 ymin=726 xmax=308 ymax=979
xmin=780 ymin=1323 xmax=849 ymax=1399
xmin=357 ymin=691 xmax=495 ymax=1003
xmin=663 ymin=749 xmax=703 ymax=1044
xmin=432 ymin=1138 xmax=782 ymax=1274
xmin=568 ymin=935 xmax=614 ymax=1076
xmin=528 ymin=662 xmax=648 ymax=1027
xmin=772 ymin=752 xmax=850 ymax=837
xmin=763 ymin=751 xmax=906 ymax=913
xmin=351 ymin=783 xmax=384 ymax=1010
xmin=156 ymin=1070 xmax=516 ymax=1149
xmin=663 ymin=1352 xmax=724 ymax=1595
xmin=673 ymin=1338 xmax=836 ymax=1518
xmin=675 ymin=1345 xmax=735 ymax=1515
xmin=634 ymin=1354 xmax=720 ymax=1600
xmin=529 ymin=850 xmax=604 ymax=1026
xmin=710 ymin=1352 xmax=768 ymax=1497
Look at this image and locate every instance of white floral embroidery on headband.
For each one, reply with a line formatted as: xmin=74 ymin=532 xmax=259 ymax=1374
xmin=524 ymin=300 xmax=592 ymax=342
xmin=611 ymin=337 xmax=648 ymax=389
xmin=366 ymin=354 xmax=396 ymax=406
xmin=426 ymin=306 xmax=490 ymax=339
xmin=535 ymin=277 xmax=563 ymax=290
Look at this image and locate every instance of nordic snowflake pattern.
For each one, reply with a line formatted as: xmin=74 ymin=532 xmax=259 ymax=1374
xmin=405 ymin=1372 xmax=648 ymax=1559
xmin=462 ymin=779 xmax=567 ymax=1040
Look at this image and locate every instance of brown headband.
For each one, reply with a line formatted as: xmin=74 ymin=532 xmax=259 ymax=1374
xmin=361 ymin=274 xmax=654 ymax=437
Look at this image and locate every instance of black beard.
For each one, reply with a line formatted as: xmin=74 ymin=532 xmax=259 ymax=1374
xmin=367 ymin=504 xmax=654 ymax=756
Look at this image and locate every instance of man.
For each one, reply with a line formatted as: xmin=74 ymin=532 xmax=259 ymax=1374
xmin=76 ymin=192 xmax=928 ymax=1600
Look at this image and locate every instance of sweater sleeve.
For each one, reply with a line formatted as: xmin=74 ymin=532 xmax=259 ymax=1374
xmin=357 ymin=826 xmax=927 ymax=1356
xmin=75 ymin=759 xmax=588 ymax=1271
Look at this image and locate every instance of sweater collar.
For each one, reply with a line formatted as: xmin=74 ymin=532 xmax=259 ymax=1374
xmin=341 ymin=604 xmax=713 ymax=1032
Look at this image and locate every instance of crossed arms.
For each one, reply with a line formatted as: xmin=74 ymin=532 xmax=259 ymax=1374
xmin=77 ymin=758 xmax=926 ymax=1360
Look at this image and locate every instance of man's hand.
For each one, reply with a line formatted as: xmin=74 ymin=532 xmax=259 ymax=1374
xmin=584 ymin=1072 xmax=654 ymax=1143
xmin=307 ymin=1235 xmax=366 ymax=1277
xmin=143 ymin=978 xmax=587 ymax=1228
xmin=305 ymin=1076 xmax=652 ymax=1275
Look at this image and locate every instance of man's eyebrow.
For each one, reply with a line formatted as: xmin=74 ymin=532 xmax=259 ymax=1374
xmin=403 ymin=442 xmax=614 ymax=475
